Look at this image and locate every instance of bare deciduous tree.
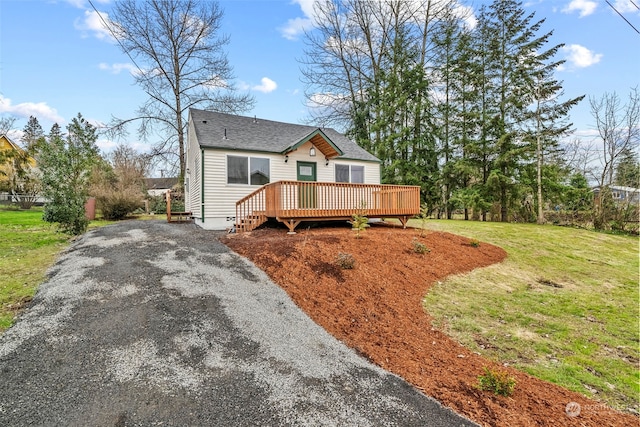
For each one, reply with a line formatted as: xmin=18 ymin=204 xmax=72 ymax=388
xmin=107 ymin=0 xmax=254 ymax=182
xmin=590 ymin=87 xmax=640 ymax=187
xmin=563 ymin=137 xmax=595 ymax=178
xmin=0 ymin=116 xmax=17 ymax=136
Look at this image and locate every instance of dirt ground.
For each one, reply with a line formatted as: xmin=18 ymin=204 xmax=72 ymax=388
xmin=223 ymin=222 xmax=637 ymax=427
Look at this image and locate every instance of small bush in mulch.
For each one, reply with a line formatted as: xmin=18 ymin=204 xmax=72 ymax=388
xmin=477 ymin=367 xmax=516 ymax=397
xmin=335 ymin=252 xmax=355 ymax=269
xmin=411 ymin=238 xmax=430 ymax=254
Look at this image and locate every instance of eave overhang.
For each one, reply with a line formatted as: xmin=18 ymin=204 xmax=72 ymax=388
xmin=282 ymin=129 xmax=343 ymax=159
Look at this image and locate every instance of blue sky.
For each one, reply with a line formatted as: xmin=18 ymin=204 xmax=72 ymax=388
xmin=1 ymin=0 xmax=639 ymax=159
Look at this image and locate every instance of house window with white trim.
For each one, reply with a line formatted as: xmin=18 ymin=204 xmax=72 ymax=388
xmin=335 ymin=164 xmax=364 ymax=183
xmin=227 ymin=155 xmax=270 ymax=185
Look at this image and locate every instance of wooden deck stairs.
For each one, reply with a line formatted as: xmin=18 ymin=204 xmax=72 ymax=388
xmin=238 ymin=211 xmax=267 ymax=232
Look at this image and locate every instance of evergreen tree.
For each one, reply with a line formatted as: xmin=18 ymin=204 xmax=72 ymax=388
xmin=614 ymin=148 xmax=640 ymax=188
xmin=447 ymin=26 xmax=483 ymax=220
xmin=38 ymin=114 xmax=100 ymax=234
xmin=370 ymin=22 xmax=438 ymax=209
xmin=22 ymin=116 xmax=45 ymax=151
xmin=432 ymin=16 xmax=462 ymax=218
xmin=465 ymin=4 xmax=499 ymax=221
xmin=526 ymin=56 xmax=584 ymax=223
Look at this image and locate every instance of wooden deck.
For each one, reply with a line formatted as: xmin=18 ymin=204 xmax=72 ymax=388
xmin=236 ymin=180 xmax=421 ymax=232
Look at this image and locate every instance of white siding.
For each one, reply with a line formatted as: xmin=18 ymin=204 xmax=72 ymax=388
xmin=195 ymin=140 xmax=380 ymax=230
xmin=185 ymin=118 xmax=202 ymax=218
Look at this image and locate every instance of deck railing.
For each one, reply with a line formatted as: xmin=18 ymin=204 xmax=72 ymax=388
xmin=236 ymin=180 xmax=420 ymax=232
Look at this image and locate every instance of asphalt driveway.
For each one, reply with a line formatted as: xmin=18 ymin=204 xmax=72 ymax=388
xmin=0 ymin=220 xmax=476 ymax=426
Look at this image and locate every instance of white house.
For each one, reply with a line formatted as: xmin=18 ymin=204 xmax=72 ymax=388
xmin=184 ymin=109 xmax=419 ymax=232
xmin=593 ymin=185 xmax=640 ymax=204
xmin=145 ymin=177 xmax=179 ymax=197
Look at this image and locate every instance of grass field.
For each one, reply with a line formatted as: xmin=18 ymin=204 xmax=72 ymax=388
xmin=0 ymin=207 xmax=117 ymax=331
xmin=415 ymin=219 xmax=639 ymax=413
xmin=0 ymin=207 xmax=70 ymax=330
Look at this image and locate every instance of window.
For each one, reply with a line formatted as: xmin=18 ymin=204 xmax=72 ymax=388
xmin=227 ymin=155 xmax=270 ymax=185
xmin=250 ymin=157 xmax=270 ymax=185
xmin=299 ymin=165 xmax=313 ymax=177
xmin=336 ymin=164 xmax=349 ymax=183
xmin=335 ymin=164 xmax=364 ymax=183
xmin=351 ymin=165 xmax=364 ymax=183
xmin=227 ymin=156 xmax=248 ymax=184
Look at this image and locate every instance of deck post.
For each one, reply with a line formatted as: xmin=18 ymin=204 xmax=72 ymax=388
xmin=280 ymin=218 xmax=301 ymax=234
xmin=166 ymin=190 xmax=171 ymax=223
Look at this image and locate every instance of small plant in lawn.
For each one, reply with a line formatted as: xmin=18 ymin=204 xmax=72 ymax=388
xmin=477 ymin=366 xmax=516 ymax=397
xmin=335 ymin=252 xmax=355 ymax=269
xmin=412 ymin=238 xmax=430 ymax=254
xmin=469 ymin=238 xmax=480 ymax=248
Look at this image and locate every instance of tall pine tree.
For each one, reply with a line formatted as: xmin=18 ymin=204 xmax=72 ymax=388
xmin=482 ymin=0 xmax=566 ymax=221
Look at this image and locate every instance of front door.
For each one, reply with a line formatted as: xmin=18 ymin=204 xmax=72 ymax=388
xmin=297 ymin=161 xmax=317 ymax=208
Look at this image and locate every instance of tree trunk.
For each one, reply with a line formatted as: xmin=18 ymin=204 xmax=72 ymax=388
xmin=536 ymin=133 xmax=544 ymax=224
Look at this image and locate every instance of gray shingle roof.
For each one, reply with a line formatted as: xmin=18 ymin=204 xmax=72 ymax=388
xmin=189 ymin=109 xmax=379 ymax=163
xmin=145 ymin=177 xmax=179 ymax=190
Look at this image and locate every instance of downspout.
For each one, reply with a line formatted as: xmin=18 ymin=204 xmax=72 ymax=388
xmin=200 ymin=149 xmax=205 ymax=222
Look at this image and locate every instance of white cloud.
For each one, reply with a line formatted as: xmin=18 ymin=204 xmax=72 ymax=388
xmin=562 ymin=0 xmax=598 ymax=17
xmin=74 ymin=9 xmax=114 ymax=41
xmin=452 ymin=4 xmax=477 ymax=30
xmin=279 ymin=0 xmax=316 ymax=40
xmin=98 ymin=62 xmax=138 ymax=75
xmin=295 ymin=0 xmax=316 ymax=18
xmin=612 ymin=0 xmax=640 ymax=13
xmin=65 ymin=0 xmax=88 ymax=8
xmin=95 ymin=138 xmax=151 ymax=154
xmin=280 ymin=16 xmax=314 ymax=41
xmin=562 ymin=44 xmax=603 ymax=68
xmin=307 ymin=92 xmax=350 ymax=110
xmin=0 ymin=96 xmax=65 ymax=124
xmin=65 ymin=0 xmax=111 ymax=9
xmin=252 ymin=77 xmax=278 ymax=93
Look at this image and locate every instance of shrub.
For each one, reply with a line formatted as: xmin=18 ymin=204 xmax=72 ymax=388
xmin=89 ymin=145 xmax=148 ymax=220
xmin=42 ymin=195 xmax=89 ymax=235
xmin=335 ymin=252 xmax=355 ymax=269
xmin=95 ymin=189 xmax=144 ymax=220
xmin=477 ymin=367 xmax=516 ymax=397
xmin=38 ymin=115 xmax=100 ymax=235
xmin=412 ymin=238 xmax=430 ymax=254
xmin=469 ymin=238 xmax=480 ymax=248
xmin=349 ymin=203 xmax=370 ymax=238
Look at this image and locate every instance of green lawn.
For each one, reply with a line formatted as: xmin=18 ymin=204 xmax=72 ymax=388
xmin=0 ymin=207 xmax=70 ymax=330
xmin=416 ymin=219 xmax=639 ymax=413
xmin=0 ymin=207 xmax=116 ymax=331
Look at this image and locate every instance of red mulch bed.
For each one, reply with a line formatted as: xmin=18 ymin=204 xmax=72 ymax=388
xmin=223 ymin=223 xmax=636 ymax=427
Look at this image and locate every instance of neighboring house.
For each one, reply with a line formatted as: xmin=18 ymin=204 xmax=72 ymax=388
xmin=145 ymin=177 xmax=179 ymax=197
xmin=0 ymin=134 xmax=21 ymax=153
xmin=593 ymin=185 xmax=640 ymax=205
xmin=1 ymin=134 xmax=25 ymax=178
xmin=185 ymin=109 xmax=420 ymax=232
xmin=1 ymin=134 xmax=40 ymax=204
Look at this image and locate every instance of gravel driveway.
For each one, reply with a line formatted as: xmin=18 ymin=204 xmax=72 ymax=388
xmin=0 ymin=220 xmax=476 ymax=426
